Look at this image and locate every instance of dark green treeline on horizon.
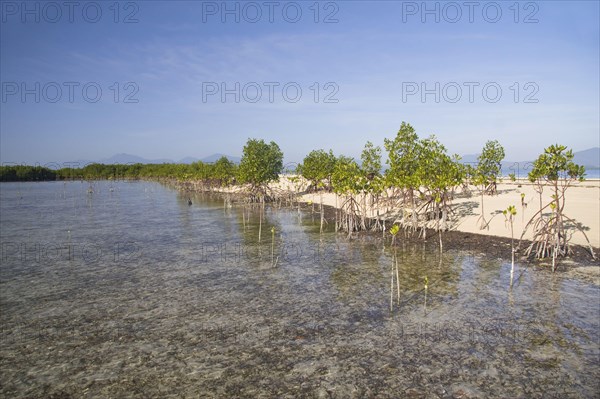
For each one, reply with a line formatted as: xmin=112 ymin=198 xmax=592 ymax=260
xmin=0 ymin=157 xmax=239 ymax=183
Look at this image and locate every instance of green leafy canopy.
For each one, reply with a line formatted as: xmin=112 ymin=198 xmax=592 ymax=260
xmin=237 ymin=138 xmax=284 ymax=188
xmin=474 ymin=140 xmax=505 ymax=187
xmin=297 ymin=149 xmax=336 ymax=189
xmin=528 ymin=144 xmax=585 ymax=182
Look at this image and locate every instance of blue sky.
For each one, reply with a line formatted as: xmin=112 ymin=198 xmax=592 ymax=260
xmin=1 ymin=0 xmax=598 ymax=165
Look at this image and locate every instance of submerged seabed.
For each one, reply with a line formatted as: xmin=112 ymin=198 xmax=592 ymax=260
xmin=1 ymin=181 xmax=599 ymax=398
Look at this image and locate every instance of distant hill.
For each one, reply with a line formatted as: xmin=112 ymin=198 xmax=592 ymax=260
xmin=200 ymin=153 xmax=241 ymax=164
xmin=460 ymin=147 xmax=600 ymax=171
xmin=573 ymin=147 xmax=599 ymax=169
xmin=178 ymin=157 xmax=200 ymax=164
xmin=100 ymin=153 xmax=172 ymax=164
xmin=177 ymin=154 xmax=241 ymax=164
xmin=458 ymin=154 xmax=479 ymax=165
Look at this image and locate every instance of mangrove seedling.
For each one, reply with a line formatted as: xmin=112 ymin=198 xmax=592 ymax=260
xmin=390 ymin=258 xmax=394 ymax=312
xmin=258 ymin=195 xmax=263 ymax=243
xmin=389 ymin=224 xmax=402 ymax=311
xmin=423 ymin=275 xmax=429 ymax=313
xmin=388 ymin=223 xmax=400 ymax=309
xmin=318 ymin=183 xmax=326 ymax=233
xmin=271 ymin=226 xmax=278 ymax=267
xmin=520 ymin=193 xmax=527 ymax=223
xmin=503 ymin=205 xmax=517 ymax=286
xmin=389 ymin=224 xmax=400 ymax=246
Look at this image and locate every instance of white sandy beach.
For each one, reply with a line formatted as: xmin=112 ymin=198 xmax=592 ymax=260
xmin=269 ymin=177 xmax=600 ymax=250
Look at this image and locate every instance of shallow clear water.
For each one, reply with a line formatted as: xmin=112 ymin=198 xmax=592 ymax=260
xmin=1 ymin=181 xmax=599 ymax=398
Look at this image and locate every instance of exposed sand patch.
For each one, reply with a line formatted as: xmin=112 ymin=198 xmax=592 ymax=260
xmin=273 ymin=177 xmax=600 ymax=249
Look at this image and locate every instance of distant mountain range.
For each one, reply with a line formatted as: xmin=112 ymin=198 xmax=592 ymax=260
xmin=460 ymin=147 xmax=600 ymax=170
xmin=573 ymin=147 xmax=600 ymax=169
xmin=69 ymin=153 xmax=242 ymax=166
xmin=13 ymin=147 xmax=598 ymax=170
xmin=100 ymin=153 xmax=173 ymax=164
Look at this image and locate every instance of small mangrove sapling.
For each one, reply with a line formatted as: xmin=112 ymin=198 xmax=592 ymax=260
xmin=520 ymin=193 xmax=527 ymax=223
xmin=474 ymin=140 xmax=506 ymax=229
xmin=388 ymin=224 xmax=401 ymax=310
xmin=423 ymin=275 xmax=429 ymax=312
xmin=520 ymin=144 xmax=594 ymax=264
xmin=384 ymin=122 xmax=421 ymax=234
xmin=271 ymin=226 xmax=278 ymax=267
xmin=503 ymin=205 xmax=517 ymax=286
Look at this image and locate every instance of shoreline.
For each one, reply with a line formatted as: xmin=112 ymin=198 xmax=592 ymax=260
xmin=287 ymin=179 xmax=600 ymax=248
xmin=174 ymin=176 xmax=600 ymax=268
xmin=302 ymin=200 xmax=600 ymax=271
xmin=6 ymin=178 xmax=598 ymax=270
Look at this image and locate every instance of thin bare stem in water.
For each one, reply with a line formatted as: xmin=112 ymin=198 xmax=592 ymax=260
xmin=389 ymin=224 xmax=400 ymax=312
xmin=423 ymin=276 xmax=428 ymax=313
xmin=390 ymin=263 xmax=394 ymax=312
xmin=258 ymin=196 xmax=263 ymax=243
xmin=271 ymin=226 xmax=276 ymax=267
xmin=504 ymin=205 xmax=517 ymax=287
xmin=395 ymin=250 xmax=400 ymax=305
xmin=320 ymin=192 xmax=324 ymax=234
xmin=242 ymin=204 xmax=247 ymax=230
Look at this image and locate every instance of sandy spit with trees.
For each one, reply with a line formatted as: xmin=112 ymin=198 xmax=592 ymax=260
xmin=271 ymin=176 xmax=600 ymax=250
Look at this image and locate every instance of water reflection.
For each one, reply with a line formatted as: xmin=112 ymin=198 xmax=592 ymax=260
xmin=0 ymin=181 xmax=598 ymax=398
